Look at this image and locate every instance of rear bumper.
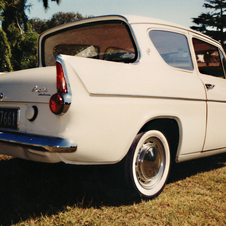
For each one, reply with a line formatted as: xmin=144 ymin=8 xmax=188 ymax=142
xmin=0 ymin=132 xmax=77 ymax=153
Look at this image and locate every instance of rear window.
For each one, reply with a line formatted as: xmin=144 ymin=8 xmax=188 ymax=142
xmin=149 ymin=30 xmax=193 ymax=71
xmin=42 ymin=21 xmax=137 ymax=66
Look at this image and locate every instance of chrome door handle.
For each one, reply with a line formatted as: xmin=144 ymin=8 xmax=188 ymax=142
xmin=205 ymin=84 xmax=215 ymax=90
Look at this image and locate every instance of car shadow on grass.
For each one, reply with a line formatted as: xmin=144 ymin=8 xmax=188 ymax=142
xmin=168 ymin=152 xmax=226 ymax=183
xmin=0 ymin=153 xmax=226 ymax=225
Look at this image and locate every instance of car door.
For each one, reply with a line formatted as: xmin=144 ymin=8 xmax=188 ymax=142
xmin=192 ymin=37 xmax=226 ymax=151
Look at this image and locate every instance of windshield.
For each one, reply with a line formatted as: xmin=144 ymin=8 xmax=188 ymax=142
xmin=42 ymin=20 xmax=137 ymax=66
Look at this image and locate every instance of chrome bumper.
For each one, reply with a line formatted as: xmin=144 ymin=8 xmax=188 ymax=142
xmin=0 ymin=132 xmax=77 ymax=153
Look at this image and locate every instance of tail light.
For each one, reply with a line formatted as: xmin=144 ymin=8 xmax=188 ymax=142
xmin=49 ymin=57 xmax=71 ymax=115
xmin=56 ymin=62 xmax=68 ymax=93
xmin=50 ymin=93 xmax=64 ymax=115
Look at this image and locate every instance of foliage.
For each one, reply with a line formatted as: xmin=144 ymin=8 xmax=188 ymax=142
xmin=191 ymin=0 xmax=226 ymax=49
xmin=8 ymin=22 xmax=39 ymax=70
xmin=0 ymin=0 xmax=62 ymax=71
xmin=0 ymin=0 xmax=5 ymax=21
xmin=30 ymin=12 xmax=84 ymax=34
xmin=1 ymin=0 xmax=30 ymax=34
xmin=20 ymin=23 xmax=39 ymax=69
xmin=48 ymin=11 xmax=84 ymax=27
xmin=3 ymin=20 xmax=38 ymax=71
xmin=0 ymin=28 xmax=13 ymax=71
xmin=0 ymin=0 xmax=85 ymax=71
xmin=0 ymin=0 xmax=39 ymax=71
xmin=42 ymin=0 xmax=60 ymax=9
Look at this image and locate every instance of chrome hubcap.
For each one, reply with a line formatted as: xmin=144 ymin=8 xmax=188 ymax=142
xmin=135 ymin=137 xmax=165 ymax=188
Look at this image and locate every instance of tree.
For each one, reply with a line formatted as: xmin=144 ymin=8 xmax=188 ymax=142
xmin=0 ymin=0 xmax=83 ymax=71
xmin=20 ymin=23 xmax=39 ymax=69
xmin=0 ymin=28 xmax=13 ymax=72
xmin=29 ymin=17 xmax=49 ymax=34
xmin=1 ymin=0 xmax=29 ymax=35
xmin=0 ymin=0 xmax=39 ymax=70
xmin=42 ymin=0 xmax=60 ymax=9
xmin=191 ymin=0 xmax=226 ymax=49
xmin=0 ymin=0 xmax=62 ymax=71
xmin=47 ymin=11 xmax=83 ymax=27
xmin=30 ymin=12 xmax=84 ymax=34
xmin=6 ymin=21 xmax=39 ymax=70
xmin=0 ymin=0 xmax=4 ymax=20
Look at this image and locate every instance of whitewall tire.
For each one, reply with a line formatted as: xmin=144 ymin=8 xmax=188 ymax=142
xmin=125 ymin=130 xmax=171 ymax=199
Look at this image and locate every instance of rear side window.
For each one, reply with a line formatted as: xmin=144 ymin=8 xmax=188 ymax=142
xmin=149 ymin=30 xmax=193 ymax=71
xmin=192 ymin=38 xmax=225 ymax=78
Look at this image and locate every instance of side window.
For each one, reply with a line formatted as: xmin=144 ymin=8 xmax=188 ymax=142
xmin=192 ymin=38 xmax=225 ymax=78
xmin=149 ymin=30 xmax=193 ymax=71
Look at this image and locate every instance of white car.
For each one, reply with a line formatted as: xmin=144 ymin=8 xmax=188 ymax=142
xmin=0 ymin=15 xmax=226 ymax=199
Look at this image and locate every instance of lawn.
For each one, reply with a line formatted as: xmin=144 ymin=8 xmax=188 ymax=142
xmin=0 ymin=153 xmax=225 ymax=225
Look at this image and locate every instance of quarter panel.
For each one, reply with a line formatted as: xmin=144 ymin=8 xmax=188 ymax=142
xmin=57 ymin=93 xmax=206 ymax=164
xmin=56 ymin=53 xmax=207 ymax=164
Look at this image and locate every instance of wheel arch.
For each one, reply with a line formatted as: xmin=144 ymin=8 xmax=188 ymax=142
xmin=137 ymin=117 xmax=180 ymax=163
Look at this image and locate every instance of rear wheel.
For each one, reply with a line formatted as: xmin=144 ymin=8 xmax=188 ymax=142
xmin=125 ymin=130 xmax=170 ymax=199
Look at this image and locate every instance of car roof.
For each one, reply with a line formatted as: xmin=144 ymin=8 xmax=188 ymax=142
xmin=124 ymin=15 xmax=185 ymax=27
xmin=123 ymin=15 xmax=220 ymax=45
xmin=38 ymin=14 xmax=221 ymax=66
xmin=39 ymin=14 xmax=218 ymax=43
xmin=40 ymin=14 xmax=188 ymax=34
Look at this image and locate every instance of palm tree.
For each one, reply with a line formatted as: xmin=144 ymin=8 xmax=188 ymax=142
xmin=42 ymin=0 xmax=60 ymax=9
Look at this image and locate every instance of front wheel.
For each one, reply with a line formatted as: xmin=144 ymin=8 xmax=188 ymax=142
xmin=125 ymin=130 xmax=170 ymax=199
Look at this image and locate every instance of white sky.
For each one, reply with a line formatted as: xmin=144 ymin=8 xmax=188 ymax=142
xmin=27 ymin=0 xmax=206 ymax=28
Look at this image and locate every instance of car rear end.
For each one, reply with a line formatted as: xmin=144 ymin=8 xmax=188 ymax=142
xmin=0 ymin=15 xmax=139 ymax=164
xmin=0 ymin=66 xmax=77 ymax=162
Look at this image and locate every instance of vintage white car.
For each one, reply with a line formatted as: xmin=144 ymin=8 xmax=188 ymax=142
xmin=0 ymin=15 xmax=226 ymax=199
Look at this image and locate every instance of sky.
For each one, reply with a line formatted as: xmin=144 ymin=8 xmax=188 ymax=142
xmin=26 ymin=0 xmax=207 ymax=28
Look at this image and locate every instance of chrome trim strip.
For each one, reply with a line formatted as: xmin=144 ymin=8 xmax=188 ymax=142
xmin=90 ymin=92 xmax=207 ymax=102
xmin=0 ymin=132 xmax=77 ymax=153
xmin=177 ymin=147 xmax=226 ymax=163
xmin=91 ymin=92 xmax=226 ymax=104
xmin=61 ymin=92 xmax=72 ymax=114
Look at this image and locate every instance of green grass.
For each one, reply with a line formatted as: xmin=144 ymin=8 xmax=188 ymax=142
xmin=0 ymin=153 xmax=225 ymax=226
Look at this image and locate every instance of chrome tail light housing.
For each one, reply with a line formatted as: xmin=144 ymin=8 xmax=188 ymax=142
xmin=49 ymin=55 xmax=72 ymax=115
